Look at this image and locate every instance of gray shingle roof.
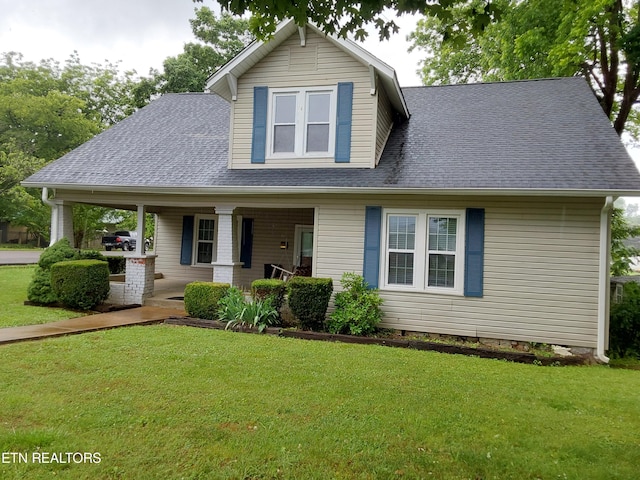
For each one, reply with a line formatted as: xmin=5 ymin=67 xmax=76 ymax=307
xmin=23 ymin=77 xmax=640 ymax=194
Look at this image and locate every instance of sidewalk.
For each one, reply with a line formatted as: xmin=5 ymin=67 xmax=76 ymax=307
xmin=0 ymin=306 xmax=184 ymax=345
xmin=0 ymin=250 xmax=41 ymax=265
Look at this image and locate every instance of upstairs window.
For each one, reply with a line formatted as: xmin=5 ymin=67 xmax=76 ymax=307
xmin=268 ymin=87 xmax=336 ymax=158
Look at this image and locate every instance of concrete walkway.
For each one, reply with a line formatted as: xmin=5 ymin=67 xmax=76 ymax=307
xmin=0 ymin=250 xmax=42 ymax=265
xmin=0 ymin=306 xmax=184 ymax=345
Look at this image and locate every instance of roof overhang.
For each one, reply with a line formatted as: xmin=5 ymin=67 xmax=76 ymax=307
xmin=23 ymin=181 xmax=640 ymax=199
xmin=205 ymin=19 xmax=409 ymax=119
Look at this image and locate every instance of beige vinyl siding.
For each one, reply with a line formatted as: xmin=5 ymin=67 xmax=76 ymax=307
xmin=154 ymin=210 xmax=214 ymax=282
xmin=315 ymin=204 xmax=365 ymax=280
xmin=231 ymin=29 xmax=375 ymax=169
xmin=375 ymin=85 xmax=394 ymax=163
xmin=313 ymin=196 xmax=602 ymax=348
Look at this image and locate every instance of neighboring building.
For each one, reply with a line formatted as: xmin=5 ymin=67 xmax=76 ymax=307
xmin=0 ymin=221 xmax=31 ymax=245
xmin=23 ymin=20 xmax=640 ymax=361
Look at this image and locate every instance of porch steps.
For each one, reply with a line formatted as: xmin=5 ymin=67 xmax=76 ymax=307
xmin=144 ymin=297 xmax=186 ymax=314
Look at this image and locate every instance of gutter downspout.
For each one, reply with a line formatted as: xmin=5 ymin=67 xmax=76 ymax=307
xmin=41 ymin=187 xmax=58 ymax=246
xmin=597 ymin=196 xmax=614 ymax=364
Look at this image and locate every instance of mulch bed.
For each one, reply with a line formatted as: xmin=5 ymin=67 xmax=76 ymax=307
xmin=164 ymin=316 xmax=588 ymax=366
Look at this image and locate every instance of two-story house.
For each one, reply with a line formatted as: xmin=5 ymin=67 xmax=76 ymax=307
xmin=23 ymin=19 xmax=640 ymax=361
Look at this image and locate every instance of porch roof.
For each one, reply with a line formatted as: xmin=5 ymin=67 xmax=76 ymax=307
xmin=23 ymin=77 xmax=640 ymax=197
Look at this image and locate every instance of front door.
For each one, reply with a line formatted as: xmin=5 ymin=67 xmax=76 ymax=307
xmin=294 ymin=225 xmax=313 ymax=272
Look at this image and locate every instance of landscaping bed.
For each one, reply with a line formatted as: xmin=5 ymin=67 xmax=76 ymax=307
xmin=165 ymin=316 xmax=588 ymax=366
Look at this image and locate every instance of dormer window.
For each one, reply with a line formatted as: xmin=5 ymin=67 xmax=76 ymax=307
xmin=268 ymin=87 xmax=337 ymax=158
xmin=251 ymin=83 xmax=353 ymax=165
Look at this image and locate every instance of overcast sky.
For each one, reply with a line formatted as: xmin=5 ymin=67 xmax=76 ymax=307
xmin=0 ymin=0 xmax=424 ymax=86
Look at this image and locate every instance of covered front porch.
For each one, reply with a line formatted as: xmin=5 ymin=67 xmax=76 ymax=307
xmin=44 ymin=190 xmax=319 ymax=307
xmin=153 ymin=205 xmax=316 ymax=291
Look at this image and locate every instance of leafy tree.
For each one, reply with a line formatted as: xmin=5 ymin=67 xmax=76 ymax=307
xmin=135 ymin=8 xmax=252 ymax=104
xmin=0 ymin=52 xmax=141 ymax=243
xmin=409 ymin=0 xmax=640 ymax=138
xmin=213 ymin=0 xmax=500 ymax=41
xmin=116 ymin=210 xmax=156 ymax=241
xmin=611 ymin=207 xmax=640 ymax=276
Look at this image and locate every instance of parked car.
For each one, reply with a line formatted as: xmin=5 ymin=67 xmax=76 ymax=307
xmin=101 ymin=231 xmax=150 ymax=251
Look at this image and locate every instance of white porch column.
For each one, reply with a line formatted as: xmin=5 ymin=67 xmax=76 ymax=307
xmin=212 ymin=205 xmax=240 ymax=284
xmin=56 ymin=201 xmax=75 ymax=247
xmin=122 ymin=203 xmax=155 ymax=304
xmin=49 ymin=203 xmax=59 ymax=246
xmin=135 ymin=204 xmax=146 ymax=255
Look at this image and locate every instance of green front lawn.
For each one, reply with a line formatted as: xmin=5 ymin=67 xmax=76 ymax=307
xmin=0 ymin=266 xmax=85 ymax=327
xmin=0 ymin=326 xmax=638 ymax=479
xmin=0 ymin=244 xmax=44 ymax=250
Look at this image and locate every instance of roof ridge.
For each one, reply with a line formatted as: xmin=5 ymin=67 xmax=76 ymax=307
xmin=401 ymin=76 xmax=583 ymax=90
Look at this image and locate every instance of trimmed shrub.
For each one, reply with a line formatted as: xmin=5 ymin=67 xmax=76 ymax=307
xmin=28 ymin=238 xmax=79 ymax=304
xmin=36 ymin=237 xmax=78 ymax=269
xmin=184 ymin=281 xmax=230 ymax=320
xmin=106 ymin=256 xmax=126 ymax=274
xmin=251 ymin=279 xmax=286 ymax=313
xmin=287 ymin=277 xmax=333 ymax=331
xmin=78 ymin=250 xmax=106 ymax=261
xmin=50 ymin=260 xmax=110 ymax=310
xmin=327 ymin=273 xmax=383 ymax=336
xmin=610 ymin=282 xmax=640 ymax=358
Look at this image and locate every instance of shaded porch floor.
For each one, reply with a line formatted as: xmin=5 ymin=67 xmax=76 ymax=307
xmin=144 ymin=277 xmax=191 ymax=311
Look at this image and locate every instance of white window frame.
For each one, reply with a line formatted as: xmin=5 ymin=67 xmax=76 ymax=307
xmin=266 ymin=86 xmax=337 ymax=159
xmin=192 ymin=214 xmax=217 ymax=266
xmin=380 ymin=209 xmax=465 ymax=295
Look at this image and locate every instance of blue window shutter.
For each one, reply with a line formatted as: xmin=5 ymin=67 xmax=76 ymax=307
xmin=180 ymin=216 xmax=194 ymax=265
xmin=240 ymin=218 xmax=254 ymax=269
xmin=464 ymin=208 xmax=485 ymax=297
xmin=363 ymin=206 xmax=382 ymax=289
xmin=251 ymin=86 xmax=268 ymax=164
xmin=335 ymin=82 xmax=353 ymax=163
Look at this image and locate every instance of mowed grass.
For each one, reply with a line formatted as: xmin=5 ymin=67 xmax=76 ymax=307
xmin=0 ymin=325 xmax=638 ymax=480
xmin=0 ymin=266 xmax=85 ymax=327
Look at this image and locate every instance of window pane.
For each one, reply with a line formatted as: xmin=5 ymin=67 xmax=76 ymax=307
xmin=428 ymin=254 xmax=455 ymax=288
xmin=274 ymin=125 xmax=295 ymax=152
xmin=275 ymin=95 xmax=296 ymax=123
xmin=388 ymin=216 xmax=416 ymax=250
xmin=428 ymin=217 xmax=457 ymax=252
xmin=198 ymin=219 xmax=215 ymax=241
xmin=306 ymin=124 xmax=329 ymax=152
xmin=307 ymin=93 xmax=330 ymax=122
xmin=388 ymin=252 xmax=414 ymax=285
xmin=197 ymin=242 xmax=213 ymax=264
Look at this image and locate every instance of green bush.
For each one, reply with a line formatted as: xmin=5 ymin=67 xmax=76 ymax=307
xmin=28 ymin=238 xmax=79 ymax=304
xmin=36 ymin=238 xmax=78 ymax=269
xmin=287 ymin=277 xmax=333 ymax=331
xmin=327 ymin=273 xmax=383 ymax=336
xmin=251 ymin=279 xmax=286 ymax=312
xmin=219 ymin=286 xmax=278 ymax=332
xmin=106 ymin=256 xmax=126 ymax=274
xmin=184 ymin=282 xmax=230 ymax=320
xmin=50 ymin=260 xmax=110 ymax=310
xmin=610 ymin=282 xmax=640 ymax=358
